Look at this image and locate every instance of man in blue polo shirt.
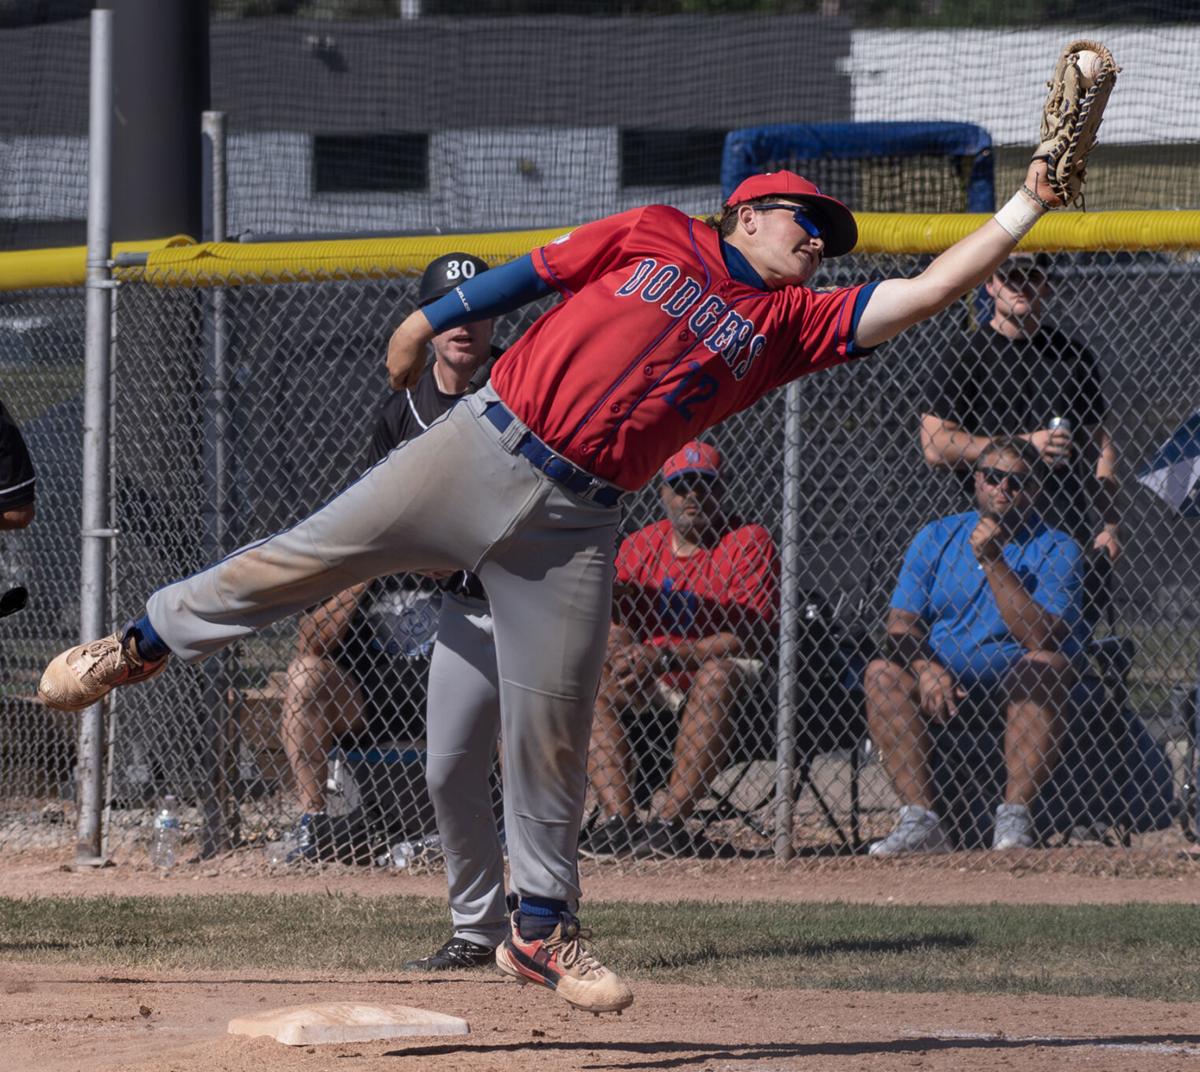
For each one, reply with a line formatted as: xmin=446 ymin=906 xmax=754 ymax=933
xmin=863 ymin=436 xmax=1087 ymax=854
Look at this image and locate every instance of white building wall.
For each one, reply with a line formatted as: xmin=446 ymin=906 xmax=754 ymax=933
xmin=846 ymin=27 xmax=1198 ymax=145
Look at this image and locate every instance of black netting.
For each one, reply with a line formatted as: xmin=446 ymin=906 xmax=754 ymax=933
xmin=2 ymin=9 xmax=1200 ymax=252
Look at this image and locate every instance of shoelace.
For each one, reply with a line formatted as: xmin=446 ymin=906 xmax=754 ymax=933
xmin=550 ymin=920 xmax=604 ymax=977
xmin=74 ymin=638 xmax=134 ymax=679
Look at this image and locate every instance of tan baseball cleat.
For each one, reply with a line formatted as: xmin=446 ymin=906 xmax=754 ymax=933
xmin=38 ymin=630 xmax=168 ymax=712
xmin=494 ymin=909 xmax=633 ymax=1014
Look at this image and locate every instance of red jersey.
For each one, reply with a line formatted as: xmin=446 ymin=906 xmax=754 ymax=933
xmin=490 ymin=204 xmax=873 ymax=491
xmin=615 ymin=519 xmax=779 ymax=649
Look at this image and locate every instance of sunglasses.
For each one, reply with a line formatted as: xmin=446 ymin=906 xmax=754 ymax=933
xmin=666 ymin=473 xmax=718 ymax=495
xmin=753 ymin=203 xmax=824 ymax=240
xmin=978 ymin=467 xmax=1035 ymax=492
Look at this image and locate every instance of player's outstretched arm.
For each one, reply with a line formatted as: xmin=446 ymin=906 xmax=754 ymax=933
xmin=855 ymin=161 xmax=1058 ymax=350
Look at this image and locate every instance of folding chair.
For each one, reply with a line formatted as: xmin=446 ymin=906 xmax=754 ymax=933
xmin=692 ymin=611 xmax=872 ymax=853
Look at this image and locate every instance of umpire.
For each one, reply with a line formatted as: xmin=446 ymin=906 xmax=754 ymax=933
xmin=0 ymin=396 xmax=35 ymax=530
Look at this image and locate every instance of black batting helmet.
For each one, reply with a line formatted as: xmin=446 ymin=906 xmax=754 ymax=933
xmin=418 ymin=252 xmax=490 ymax=306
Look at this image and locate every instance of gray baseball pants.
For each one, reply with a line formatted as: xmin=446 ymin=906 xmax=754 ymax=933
xmin=146 ymin=385 xmax=619 ymax=903
xmin=426 ymin=591 xmax=506 ymax=946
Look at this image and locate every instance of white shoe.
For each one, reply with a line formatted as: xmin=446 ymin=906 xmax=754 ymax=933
xmin=868 ymin=805 xmax=951 ymax=857
xmin=993 ymin=803 xmax=1034 ymax=850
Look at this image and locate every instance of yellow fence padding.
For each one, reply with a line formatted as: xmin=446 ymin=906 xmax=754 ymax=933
xmin=0 ymin=236 xmax=195 ymax=291
xmin=857 ymin=211 xmax=1200 ymax=255
xmin=128 ymin=228 xmax=578 ymax=287
xmin=131 ymin=212 xmax=1200 ymax=287
xmin=2 ymin=213 xmax=1198 ymax=291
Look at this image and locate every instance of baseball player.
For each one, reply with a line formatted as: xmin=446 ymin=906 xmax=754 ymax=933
xmin=0 ymin=395 xmax=36 ymax=530
xmin=41 ymin=158 xmax=1074 ymax=1015
xmin=290 ymin=253 xmax=510 ymax=969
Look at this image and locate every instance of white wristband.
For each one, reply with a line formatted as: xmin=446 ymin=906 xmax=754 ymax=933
xmin=992 ymin=189 xmax=1044 ymax=241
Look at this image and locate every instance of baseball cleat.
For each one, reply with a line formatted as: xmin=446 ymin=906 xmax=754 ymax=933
xmin=404 ymin=935 xmax=496 ymax=972
xmin=38 ymin=629 xmax=168 ymax=712
xmin=495 ymin=910 xmax=633 ymax=1013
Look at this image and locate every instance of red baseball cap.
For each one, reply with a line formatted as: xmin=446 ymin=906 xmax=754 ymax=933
xmin=723 ymin=171 xmax=858 ymax=258
xmin=662 ymin=441 xmax=722 ymax=483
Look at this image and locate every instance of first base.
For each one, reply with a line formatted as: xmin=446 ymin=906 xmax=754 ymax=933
xmin=228 ymin=1002 xmax=470 ymax=1046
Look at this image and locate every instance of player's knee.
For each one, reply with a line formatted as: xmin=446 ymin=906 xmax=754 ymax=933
xmin=423 ymin=754 xmax=462 ymax=801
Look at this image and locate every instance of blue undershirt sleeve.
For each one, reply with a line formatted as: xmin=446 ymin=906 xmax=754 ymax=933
xmin=845 ymin=279 xmax=881 ymax=356
xmin=421 ymin=254 xmax=552 ymax=333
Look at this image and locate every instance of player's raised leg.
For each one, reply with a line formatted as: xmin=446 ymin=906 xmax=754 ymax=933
xmin=38 ymin=402 xmax=524 ymax=712
xmin=480 ymin=486 xmax=633 ymax=1014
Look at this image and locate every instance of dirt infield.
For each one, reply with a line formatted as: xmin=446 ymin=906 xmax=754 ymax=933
xmin=3 ymin=963 xmax=1200 ymax=1072
xmin=3 ymin=851 xmax=1200 ymax=1072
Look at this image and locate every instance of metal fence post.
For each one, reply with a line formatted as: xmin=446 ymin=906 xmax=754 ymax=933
xmin=198 ymin=109 xmax=236 ymax=856
xmin=774 ymin=381 xmax=803 ymax=861
xmin=75 ymin=7 xmax=115 ymax=865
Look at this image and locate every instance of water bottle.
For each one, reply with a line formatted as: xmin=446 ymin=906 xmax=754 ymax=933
xmin=149 ymin=795 xmax=181 ymax=872
xmin=378 ymin=833 xmax=442 ymax=870
xmin=1047 ymin=415 xmax=1072 ymax=468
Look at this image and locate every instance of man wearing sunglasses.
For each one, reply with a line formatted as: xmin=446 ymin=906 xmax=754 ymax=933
xmin=864 ymin=437 xmax=1087 ymax=855
xmin=583 ymin=441 xmax=778 ymax=859
xmin=919 ymin=252 xmax=1120 ymax=626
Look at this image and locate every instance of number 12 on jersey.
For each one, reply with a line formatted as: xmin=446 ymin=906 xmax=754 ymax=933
xmin=664 ymin=361 xmax=718 ymax=422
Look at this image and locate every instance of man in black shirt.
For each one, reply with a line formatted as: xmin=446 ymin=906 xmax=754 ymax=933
xmin=919 ymin=254 xmax=1120 ymax=620
xmin=0 ymin=397 xmax=36 ymax=530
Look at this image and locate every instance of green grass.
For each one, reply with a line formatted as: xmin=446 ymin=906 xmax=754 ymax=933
xmin=1 ymin=896 xmax=1198 ymax=1002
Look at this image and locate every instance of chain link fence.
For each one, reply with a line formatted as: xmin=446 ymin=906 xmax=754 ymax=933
xmin=0 ymin=287 xmax=86 ymax=848
xmin=4 ymin=247 xmax=1200 ymax=873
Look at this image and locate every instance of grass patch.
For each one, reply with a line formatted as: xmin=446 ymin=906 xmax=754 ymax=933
xmin=1 ymin=896 xmax=1198 ymax=1003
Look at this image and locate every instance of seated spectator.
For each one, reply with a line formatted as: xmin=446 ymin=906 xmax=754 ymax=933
xmin=582 ymin=441 xmax=779 ymax=860
xmin=863 ymin=437 xmax=1088 ymax=855
xmin=281 ymin=576 xmax=440 ymax=860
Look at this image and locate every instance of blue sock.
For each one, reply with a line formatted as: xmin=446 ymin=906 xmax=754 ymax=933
xmin=123 ymin=614 xmax=170 ymax=662
xmin=518 ymin=896 xmax=568 ymax=940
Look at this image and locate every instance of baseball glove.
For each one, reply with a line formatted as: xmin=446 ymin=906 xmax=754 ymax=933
xmin=1033 ymin=40 xmax=1120 ymax=207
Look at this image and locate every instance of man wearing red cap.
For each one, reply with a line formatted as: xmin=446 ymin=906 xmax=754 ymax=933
xmin=583 ymin=440 xmax=778 ymax=860
xmin=41 ymin=150 xmax=1071 ymax=1015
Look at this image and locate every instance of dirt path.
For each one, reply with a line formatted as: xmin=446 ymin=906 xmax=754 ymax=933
xmin=2 ymin=848 xmax=1198 ymax=905
xmin=2 ymin=963 xmax=1198 ymax=1072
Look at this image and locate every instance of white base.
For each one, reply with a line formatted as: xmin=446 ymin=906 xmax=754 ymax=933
xmin=228 ymin=1002 xmax=470 ymax=1046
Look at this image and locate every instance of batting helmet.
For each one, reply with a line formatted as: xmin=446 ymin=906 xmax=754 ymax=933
xmin=418 ymin=252 xmax=491 ymax=306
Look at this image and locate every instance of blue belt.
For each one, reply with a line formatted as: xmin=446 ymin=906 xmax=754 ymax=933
xmin=483 ymin=401 xmax=624 ymax=508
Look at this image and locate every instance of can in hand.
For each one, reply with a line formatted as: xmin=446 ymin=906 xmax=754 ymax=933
xmin=1047 ymin=415 xmax=1072 ymax=467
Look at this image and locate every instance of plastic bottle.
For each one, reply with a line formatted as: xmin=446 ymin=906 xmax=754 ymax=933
xmin=149 ymin=795 xmax=181 ymax=872
xmin=378 ymin=833 xmax=442 ymax=870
